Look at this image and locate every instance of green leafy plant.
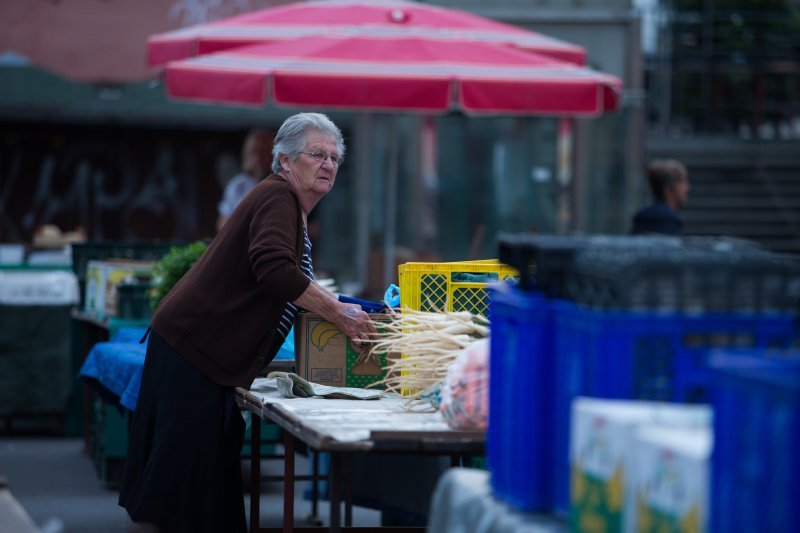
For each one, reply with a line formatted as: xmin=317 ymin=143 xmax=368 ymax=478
xmin=149 ymin=241 xmax=208 ymax=310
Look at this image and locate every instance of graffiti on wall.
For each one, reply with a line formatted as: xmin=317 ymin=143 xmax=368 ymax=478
xmin=0 ymin=125 xmax=242 ymax=243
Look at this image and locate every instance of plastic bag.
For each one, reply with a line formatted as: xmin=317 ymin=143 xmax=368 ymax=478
xmin=384 ymin=283 xmax=400 ymax=308
xmin=439 ymin=338 xmax=490 ymax=430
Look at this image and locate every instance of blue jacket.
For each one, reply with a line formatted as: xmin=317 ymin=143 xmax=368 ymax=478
xmin=631 ymin=200 xmax=682 ymax=235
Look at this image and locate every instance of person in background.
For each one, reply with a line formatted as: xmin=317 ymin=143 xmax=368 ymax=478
xmin=119 ymin=113 xmax=377 ymax=533
xmin=631 ymin=159 xmax=691 ymax=235
xmin=216 ymin=128 xmax=274 ymax=232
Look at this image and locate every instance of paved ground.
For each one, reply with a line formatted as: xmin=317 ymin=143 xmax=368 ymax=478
xmin=0 ymin=437 xmax=380 ymax=532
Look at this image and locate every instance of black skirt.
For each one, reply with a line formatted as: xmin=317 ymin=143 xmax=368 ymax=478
xmin=118 ymin=330 xmax=247 ymax=533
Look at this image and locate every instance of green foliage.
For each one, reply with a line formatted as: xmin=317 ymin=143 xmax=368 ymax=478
xmin=149 ymin=241 xmax=208 ymax=310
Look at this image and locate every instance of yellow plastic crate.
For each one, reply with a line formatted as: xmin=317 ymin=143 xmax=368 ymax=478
xmin=398 ymin=260 xmax=518 ymax=318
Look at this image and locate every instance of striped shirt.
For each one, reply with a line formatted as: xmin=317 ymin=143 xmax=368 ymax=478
xmin=274 ymin=228 xmax=314 ymax=345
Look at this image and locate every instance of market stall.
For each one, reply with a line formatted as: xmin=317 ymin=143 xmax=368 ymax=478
xmin=0 ymin=267 xmax=79 ymax=432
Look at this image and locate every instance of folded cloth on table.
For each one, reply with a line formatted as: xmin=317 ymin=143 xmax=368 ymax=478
xmin=267 ymin=372 xmax=315 ymax=398
xmin=264 ymin=373 xmax=382 ymax=400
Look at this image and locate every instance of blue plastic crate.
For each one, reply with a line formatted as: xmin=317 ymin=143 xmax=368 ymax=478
xmin=487 ymin=285 xmax=556 ymax=512
xmin=487 ymin=285 xmax=797 ymax=516
xmin=551 ymin=307 xmax=796 ymax=515
xmin=709 ymin=352 xmax=800 ymax=533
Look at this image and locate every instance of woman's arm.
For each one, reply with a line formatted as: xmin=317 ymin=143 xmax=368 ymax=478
xmin=293 ymin=282 xmax=378 ymax=343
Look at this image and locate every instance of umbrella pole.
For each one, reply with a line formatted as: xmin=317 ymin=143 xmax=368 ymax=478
xmin=355 ymin=113 xmax=372 ymax=295
xmin=556 ymin=117 xmax=574 ymax=234
xmin=383 ymin=117 xmax=399 ymax=287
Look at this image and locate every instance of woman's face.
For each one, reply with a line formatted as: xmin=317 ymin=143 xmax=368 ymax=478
xmin=281 ymin=131 xmax=339 ymax=199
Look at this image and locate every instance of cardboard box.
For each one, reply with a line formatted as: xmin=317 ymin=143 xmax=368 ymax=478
xmin=569 ymin=398 xmax=711 ymax=533
xmin=295 ymin=312 xmax=390 ymax=388
xmin=629 ymin=425 xmax=711 ymax=533
xmin=84 ymin=259 xmax=152 ymax=318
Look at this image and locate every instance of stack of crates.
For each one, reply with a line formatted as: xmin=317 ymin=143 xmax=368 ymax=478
xmin=566 ymin=236 xmax=800 ymax=313
xmin=488 ymin=234 xmax=800 ymax=517
xmin=499 ymin=233 xmax=800 ymax=312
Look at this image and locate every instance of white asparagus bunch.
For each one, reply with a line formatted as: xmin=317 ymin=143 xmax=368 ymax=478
xmin=363 ymin=308 xmax=489 ymax=400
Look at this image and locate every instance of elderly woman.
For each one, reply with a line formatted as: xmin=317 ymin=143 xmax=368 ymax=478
xmin=119 ymin=113 xmax=376 ymax=533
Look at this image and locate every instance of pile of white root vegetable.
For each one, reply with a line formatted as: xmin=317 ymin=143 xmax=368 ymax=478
xmin=362 ymin=308 xmax=489 ymax=400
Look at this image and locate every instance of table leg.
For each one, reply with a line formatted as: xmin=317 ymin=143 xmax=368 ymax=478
xmin=250 ymin=416 xmax=261 ymax=533
xmin=82 ymin=383 xmax=92 ymax=454
xmin=311 ymin=451 xmax=319 ymax=519
xmin=283 ymin=430 xmax=295 ymax=533
xmin=328 ymin=452 xmax=342 ymax=533
xmin=81 ymin=327 xmax=95 ymax=454
xmin=344 ymin=454 xmax=352 ymax=527
xmin=80 ymin=323 xmax=107 ymax=455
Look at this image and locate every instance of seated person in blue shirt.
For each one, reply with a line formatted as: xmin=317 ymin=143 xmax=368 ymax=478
xmin=631 ymin=159 xmax=691 ymax=235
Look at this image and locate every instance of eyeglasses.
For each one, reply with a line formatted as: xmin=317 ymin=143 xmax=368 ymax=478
xmin=299 ymin=151 xmax=341 ymax=166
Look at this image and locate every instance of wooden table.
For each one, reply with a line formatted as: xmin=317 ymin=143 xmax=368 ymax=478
xmin=236 ymin=379 xmax=485 ymax=532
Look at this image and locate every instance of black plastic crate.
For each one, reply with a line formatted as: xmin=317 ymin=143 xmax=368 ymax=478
xmin=116 ymin=282 xmax=153 ymax=320
xmin=497 ymin=233 xmax=588 ymax=294
xmin=498 ymin=233 xmax=685 ymax=295
xmin=498 ymin=233 xmax=800 ymax=312
xmin=568 ymin=240 xmax=800 ymax=312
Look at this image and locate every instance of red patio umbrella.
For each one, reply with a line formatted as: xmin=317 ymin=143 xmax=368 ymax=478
xmin=165 ymin=35 xmax=621 ymax=116
xmin=156 ymin=19 xmax=621 ymax=286
xmin=148 ymin=0 xmax=586 ymax=67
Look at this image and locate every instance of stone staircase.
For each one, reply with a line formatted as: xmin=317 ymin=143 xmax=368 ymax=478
xmin=648 ymin=140 xmax=800 ymax=255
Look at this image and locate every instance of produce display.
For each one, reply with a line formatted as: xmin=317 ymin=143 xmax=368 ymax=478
xmin=365 ymin=308 xmax=489 ymax=405
xmin=149 ymin=241 xmax=208 ymax=310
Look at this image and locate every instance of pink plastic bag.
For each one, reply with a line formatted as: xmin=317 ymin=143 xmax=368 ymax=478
xmin=439 ymin=338 xmax=490 ymax=430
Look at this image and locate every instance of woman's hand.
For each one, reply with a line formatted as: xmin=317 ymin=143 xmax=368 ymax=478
xmin=337 ymin=302 xmax=379 ymax=348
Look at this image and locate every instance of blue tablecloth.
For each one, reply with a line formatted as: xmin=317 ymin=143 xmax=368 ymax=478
xmin=109 ymin=326 xmax=149 ymax=344
xmin=80 ymin=326 xmax=295 ymax=411
xmin=79 ymin=340 xmax=146 ymax=411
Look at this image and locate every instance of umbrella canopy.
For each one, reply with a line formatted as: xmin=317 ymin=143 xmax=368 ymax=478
xmin=148 ymin=0 xmax=586 ymax=67
xmin=165 ymin=35 xmax=621 ymax=116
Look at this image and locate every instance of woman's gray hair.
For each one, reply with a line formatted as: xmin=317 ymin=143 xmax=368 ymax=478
xmin=271 ymin=113 xmax=346 ymax=174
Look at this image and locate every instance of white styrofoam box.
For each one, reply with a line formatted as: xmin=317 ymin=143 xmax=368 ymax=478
xmin=27 ymin=245 xmax=71 ymax=266
xmin=570 ymin=397 xmax=711 ymax=533
xmin=0 ymin=270 xmax=79 ymax=305
xmin=629 ymin=425 xmax=712 ymax=533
